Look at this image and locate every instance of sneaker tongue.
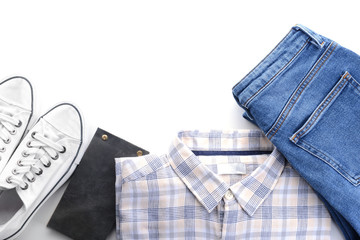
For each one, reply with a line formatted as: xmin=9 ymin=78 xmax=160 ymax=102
xmin=0 ymin=120 xmax=65 ymax=209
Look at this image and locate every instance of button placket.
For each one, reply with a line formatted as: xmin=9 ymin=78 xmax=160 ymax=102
xmin=221 ymin=194 xmax=238 ymax=240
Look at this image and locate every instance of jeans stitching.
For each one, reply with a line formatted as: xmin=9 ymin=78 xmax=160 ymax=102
xmin=297 ymin=139 xmax=360 ymax=185
xmin=267 ymin=42 xmax=337 ymax=139
xmin=294 ymin=24 xmax=323 ymax=47
xmin=349 ymin=74 xmax=360 ymax=86
xmin=292 ymin=72 xmax=349 ymax=141
xmin=232 ymin=29 xmax=294 ymax=92
xmin=243 ymin=38 xmax=310 ymax=108
xmin=266 ymin=42 xmax=337 ymax=140
xmin=348 ymin=77 xmax=360 ymax=95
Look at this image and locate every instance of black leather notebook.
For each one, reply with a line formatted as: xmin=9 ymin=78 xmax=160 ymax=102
xmin=47 ymin=128 xmax=149 ymax=240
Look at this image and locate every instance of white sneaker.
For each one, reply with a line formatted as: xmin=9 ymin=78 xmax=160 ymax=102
xmin=0 ymin=77 xmax=33 ymax=175
xmin=0 ymin=103 xmax=83 ymax=240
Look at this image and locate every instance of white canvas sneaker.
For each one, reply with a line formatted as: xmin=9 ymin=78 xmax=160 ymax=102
xmin=0 ymin=77 xmax=33 ymax=175
xmin=0 ymin=103 xmax=83 ymax=240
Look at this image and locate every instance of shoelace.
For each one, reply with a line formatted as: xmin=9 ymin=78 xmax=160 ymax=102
xmin=0 ymin=112 xmax=22 ymax=157
xmin=6 ymin=132 xmax=66 ymax=190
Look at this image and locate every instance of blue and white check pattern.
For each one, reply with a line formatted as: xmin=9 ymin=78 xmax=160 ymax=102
xmin=115 ymin=130 xmax=331 ymax=239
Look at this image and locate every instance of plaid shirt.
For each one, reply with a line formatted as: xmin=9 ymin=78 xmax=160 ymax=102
xmin=115 ymin=130 xmax=331 ymax=239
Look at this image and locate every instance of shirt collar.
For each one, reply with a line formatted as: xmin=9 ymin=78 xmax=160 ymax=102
xmin=168 ymin=130 xmax=285 ymax=216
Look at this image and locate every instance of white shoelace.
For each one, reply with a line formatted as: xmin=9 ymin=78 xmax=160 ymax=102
xmin=0 ymin=112 xmax=22 ymax=156
xmin=6 ymin=132 xmax=66 ymax=190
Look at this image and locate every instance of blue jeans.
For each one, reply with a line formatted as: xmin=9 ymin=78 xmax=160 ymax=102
xmin=232 ymin=24 xmax=360 ymax=240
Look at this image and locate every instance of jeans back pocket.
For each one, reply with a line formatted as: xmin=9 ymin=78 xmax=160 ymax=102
xmin=290 ymin=71 xmax=360 ymax=186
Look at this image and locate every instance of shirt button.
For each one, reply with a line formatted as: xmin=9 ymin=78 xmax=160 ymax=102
xmin=225 ymin=190 xmax=234 ymax=200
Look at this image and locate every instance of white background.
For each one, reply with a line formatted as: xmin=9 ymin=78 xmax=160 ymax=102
xmin=0 ymin=0 xmax=358 ymax=239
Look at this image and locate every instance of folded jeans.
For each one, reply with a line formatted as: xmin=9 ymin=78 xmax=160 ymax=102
xmin=232 ymin=24 xmax=360 ymax=240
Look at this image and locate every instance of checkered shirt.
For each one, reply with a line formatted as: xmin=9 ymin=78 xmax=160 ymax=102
xmin=115 ymin=130 xmax=331 ymax=239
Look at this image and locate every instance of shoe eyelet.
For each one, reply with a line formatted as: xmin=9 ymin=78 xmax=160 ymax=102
xmin=17 ymin=160 xmax=23 ymax=166
xmin=6 ymin=176 xmax=12 ymax=184
xmin=12 ymin=169 xmax=18 ymax=175
xmin=43 ymin=162 xmax=51 ymax=168
xmin=26 ymin=141 xmax=32 ymax=148
xmin=60 ymin=146 xmax=66 ymax=154
xmin=51 ymin=154 xmax=59 ymax=160
xmin=27 ymin=176 xmax=35 ymax=182
xmin=0 ymin=147 xmax=5 ymax=153
xmin=3 ymin=139 xmax=11 ymax=144
xmin=10 ymin=129 xmax=17 ymax=135
xmin=15 ymin=121 xmax=22 ymax=128
xmin=35 ymin=168 xmax=43 ymax=175
xmin=31 ymin=132 xmax=37 ymax=138
xmin=20 ymin=183 xmax=28 ymax=190
xmin=22 ymin=151 xmax=29 ymax=157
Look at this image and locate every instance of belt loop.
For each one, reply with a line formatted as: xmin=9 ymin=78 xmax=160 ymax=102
xmin=292 ymin=24 xmax=325 ymax=48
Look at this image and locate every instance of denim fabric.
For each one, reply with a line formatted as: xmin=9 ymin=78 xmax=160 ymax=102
xmin=232 ymin=24 xmax=360 ymax=240
xmin=233 ymin=25 xmax=360 ymax=239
